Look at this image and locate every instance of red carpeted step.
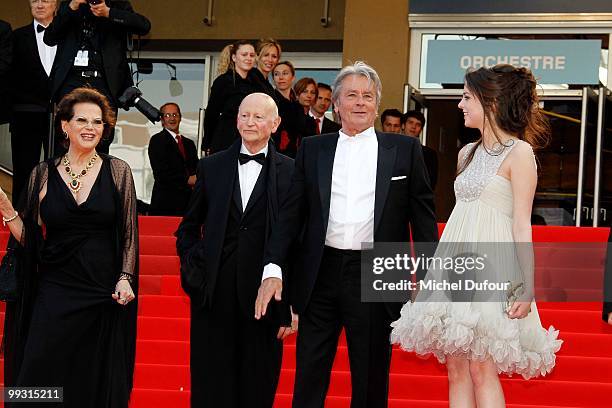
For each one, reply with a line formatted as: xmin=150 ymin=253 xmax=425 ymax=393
xmin=138 ymin=275 xmax=162 ymax=295
xmin=139 ymin=255 xmax=180 ymax=276
xmin=133 ymin=363 xmax=189 ymax=391
xmin=138 ymin=295 xmax=190 ymax=318
xmin=135 ymin=340 xmax=189 ymax=365
xmin=161 ymin=275 xmax=184 ymax=296
xmin=137 ymin=317 xmax=189 ymax=341
xmin=139 ymin=235 xmax=177 ymax=256
xmin=532 ymin=226 xmax=610 ymax=242
xmin=129 ymin=388 xmax=189 ymax=408
xmin=138 ymin=216 xmax=181 ymax=236
xmin=538 ymin=309 xmax=612 ymax=333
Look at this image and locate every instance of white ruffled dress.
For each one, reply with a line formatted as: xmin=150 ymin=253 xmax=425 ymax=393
xmin=390 ymin=141 xmax=562 ymax=379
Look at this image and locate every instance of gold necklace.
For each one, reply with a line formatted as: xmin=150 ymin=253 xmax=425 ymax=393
xmin=63 ymin=153 xmax=98 ymax=194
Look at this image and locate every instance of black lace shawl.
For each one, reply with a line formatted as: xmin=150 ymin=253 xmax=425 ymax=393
xmin=2 ymin=153 xmax=139 ymax=393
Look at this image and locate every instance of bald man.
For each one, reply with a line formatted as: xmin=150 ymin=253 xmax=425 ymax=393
xmin=177 ymin=93 xmax=297 ymax=408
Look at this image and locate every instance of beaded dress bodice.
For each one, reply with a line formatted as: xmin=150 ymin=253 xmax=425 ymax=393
xmin=454 ymin=141 xmax=517 ymax=202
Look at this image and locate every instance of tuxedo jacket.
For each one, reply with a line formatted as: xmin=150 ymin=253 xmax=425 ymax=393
xmin=265 ymin=131 xmax=439 ymax=316
xmin=176 ymin=140 xmax=294 ymax=322
xmin=44 ymin=0 xmax=150 ymax=104
xmin=148 ymin=129 xmax=198 ymax=216
xmin=9 ymin=22 xmax=52 ymax=113
xmin=321 ymin=117 xmax=341 ymax=134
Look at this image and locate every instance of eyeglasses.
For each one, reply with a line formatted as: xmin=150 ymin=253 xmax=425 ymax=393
xmin=72 ymin=117 xmax=105 ymax=129
xmin=30 ymin=0 xmax=55 ymax=5
xmin=162 ymin=113 xmax=181 ymax=119
xmin=237 ymin=113 xmax=267 ymax=123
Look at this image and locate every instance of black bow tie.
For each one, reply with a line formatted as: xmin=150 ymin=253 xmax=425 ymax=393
xmin=239 ymin=153 xmax=266 ymax=165
xmin=36 ymin=24 xmax=46 ymax=33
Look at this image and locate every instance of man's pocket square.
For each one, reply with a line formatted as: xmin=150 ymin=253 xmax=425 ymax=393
xmin=391 ymin=175 xmax=407 ymax=181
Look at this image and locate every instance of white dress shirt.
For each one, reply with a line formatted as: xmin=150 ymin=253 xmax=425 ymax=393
xmin=325 ymin=127 xmax=377 ymax=249
xmin=238 ymin=144 xmax=268 ymax=210
xmin=262 ymin=127 xmax=378 ymax=281
xmin=33 ymin=20 xmax=56 ymax=77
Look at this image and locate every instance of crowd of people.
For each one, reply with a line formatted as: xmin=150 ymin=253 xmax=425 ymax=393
xmin=0 ymin=2 xmax=610 ymax=408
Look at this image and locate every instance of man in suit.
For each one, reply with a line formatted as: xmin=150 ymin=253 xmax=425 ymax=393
xmin=402 ymin=110 xmax=438 ymax=190
xmin=176 ymin=93 xmax=297 ymax=408
xmin=9 ymin=0 xmax=58 ymax=204
xmin=256 ymin=62 xmax=438 ymax=408
xmin=44 ymin=0 xmax=150 ymax=153
xmin=148 ymin=102 xmax=198 ymax=216
xmin=0 ymin=20 xmax=11 ymax=125
xmin=381 ymin=108 xmax=402 ymax=133
xmin=309 ymin=82 xmax=341 ymax=135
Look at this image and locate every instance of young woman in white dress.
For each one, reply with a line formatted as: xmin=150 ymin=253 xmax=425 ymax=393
xmin=390 ymin=64 xmax=562 ymax=407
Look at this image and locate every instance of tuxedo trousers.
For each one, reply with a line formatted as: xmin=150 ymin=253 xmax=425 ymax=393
xmin=189 ymin=254 xmax=283 ymax=408
xmin=292 ymin=247 xmax=393 ymax=408
xmin=10 ymin=111 xmax=50 ymax=205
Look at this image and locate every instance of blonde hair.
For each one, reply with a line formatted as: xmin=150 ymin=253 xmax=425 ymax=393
xmin=216 ymin=44 xmax=233 ymax=77
xmin=256 ymin=38 xmax=282 ymax=59
xmin=216 ymin=40 xmax=255 ymax=77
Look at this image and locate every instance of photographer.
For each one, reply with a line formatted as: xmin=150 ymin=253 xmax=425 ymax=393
xmin=44 ymin=0 xmax=150 ymax=153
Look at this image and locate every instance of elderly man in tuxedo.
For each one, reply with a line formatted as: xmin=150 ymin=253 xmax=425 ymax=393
xmin=9 ymin=0 xmax=58 ymax=204
xmin=176 ymin=93 xmax=297 ymax=408
xmin=256 ymin=62 xmax=438 ymax=408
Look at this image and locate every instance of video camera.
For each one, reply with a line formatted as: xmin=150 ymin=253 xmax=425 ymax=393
xmin=118 ymin=86 xmax=161 ymax=123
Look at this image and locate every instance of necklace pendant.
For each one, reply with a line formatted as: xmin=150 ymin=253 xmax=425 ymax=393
xmin=68 ymin=179 xmax=81 ymax=193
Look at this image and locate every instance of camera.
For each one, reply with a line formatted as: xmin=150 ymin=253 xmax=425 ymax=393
xmin=118 ymin=86 xmax=161 ymax=123
xmin=87 ymin=0 xmax=102 ymax=5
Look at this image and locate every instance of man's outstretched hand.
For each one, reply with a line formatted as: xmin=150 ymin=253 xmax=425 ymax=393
xmin=255 ymin=277 xmax=282 ymax=319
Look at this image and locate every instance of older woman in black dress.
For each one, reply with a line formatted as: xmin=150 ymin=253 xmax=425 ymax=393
xmin=0 ymin=87 xmax=138 ymax=407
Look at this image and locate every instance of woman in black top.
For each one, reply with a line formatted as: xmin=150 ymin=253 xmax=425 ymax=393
xmin=272 ymin=61 xmax=305 ymax=157
xmin=248 ymin=38 xmax=281 ymax=96
xmin=0 ymin=88 xmax=138 ymax=407
xmin=294 ymin=77 xmax=319 ymax=141
xmin=203 ymin=41 xmax=258 ymax=153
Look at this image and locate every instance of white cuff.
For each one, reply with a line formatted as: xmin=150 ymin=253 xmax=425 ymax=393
xmin=262 ymin=263 xmax=283 ymax=282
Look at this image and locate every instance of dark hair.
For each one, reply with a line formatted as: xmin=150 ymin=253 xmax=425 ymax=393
xmin=160 ymin=102 xmax=182 ymax=116
xmin=317 ymin=82 xmax=332 ymax=93
xmin=381 ymin=108 xmax=402 ymax=124
xmin=55 ymin=87 xmax=116 ymax=147
xmin=402 ymin=110 xmax=426 ymax=127
xmin=459 ymin=64 xmax=550 ymax=174
xmin=294 ymin=77 xmax=318 ymax=101
xmin=274 ymin=60 xmax=295 ymax=76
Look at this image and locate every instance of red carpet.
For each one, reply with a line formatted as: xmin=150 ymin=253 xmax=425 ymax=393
xmin=1 ymin=218 xmax=611 ymax=407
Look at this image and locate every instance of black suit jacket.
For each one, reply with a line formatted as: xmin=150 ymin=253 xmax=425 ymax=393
xmin=265 ymin=131 xmax=438 ymax=316
xmin=9 ymin=22 xmax=51 ymax=112
xmin=44 ymin=0 xmax=150 ymax=104
xmin=176 ymin=140 xmax=294 ymax=321
xmin=0 ymin=20 xmax=12 ymax=124
xmin=148 ymin=129 xmax=198 ymax=215
xmin=321 ymin=117 xmax=341 ymax=134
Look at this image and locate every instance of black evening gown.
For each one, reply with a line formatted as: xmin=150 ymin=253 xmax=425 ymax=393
xmin=15 ymin=160 xmax=132 ymax=407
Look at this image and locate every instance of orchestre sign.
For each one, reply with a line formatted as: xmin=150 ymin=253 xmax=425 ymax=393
xmin=426 ymin=40 xmax=601 ymax=85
